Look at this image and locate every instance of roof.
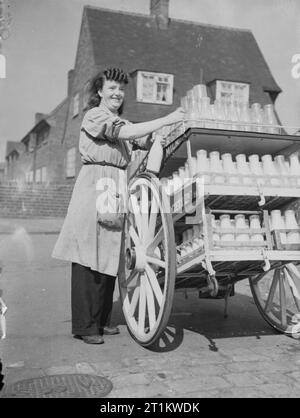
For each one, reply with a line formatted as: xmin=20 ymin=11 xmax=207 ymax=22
xmin=5 ymin=141 xmax=23 ymax=158
xmin=20 ymin=97 xmax=68 ymax=144
xmin=84 ymin=6 xmax=282 ymax=121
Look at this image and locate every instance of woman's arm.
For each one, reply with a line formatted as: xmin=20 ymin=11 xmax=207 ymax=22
xmin=119 ymin=108 xmax=185 ymax=141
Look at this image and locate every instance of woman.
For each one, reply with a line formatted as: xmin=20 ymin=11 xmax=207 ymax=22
xmin=52 ymin=67 xmax=185 ymax=344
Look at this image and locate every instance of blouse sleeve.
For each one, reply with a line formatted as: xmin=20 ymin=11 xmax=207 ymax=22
xmin=81 ymin=108 xmax=126 ymax=143
xmin=129 ymin=134 xmax=152 ymax=150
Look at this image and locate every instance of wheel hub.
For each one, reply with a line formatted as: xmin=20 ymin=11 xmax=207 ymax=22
xmin=126 ymin=246 xmax=146 ymax=272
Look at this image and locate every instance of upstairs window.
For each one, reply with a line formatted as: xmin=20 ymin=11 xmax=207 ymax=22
xmin=36 ymin=128 xmax=49 ymax=147
xmin=216 ymin=80 xmax=249 ymax=103
xmin=66 ymin=147 xmax=76 ymax=178
xmin=73 ymin=93 xmax=80 ymax=117
xmin=36 ymin=168 xmax=41 ymax=183
xmin=136 ymin=71 xmax=174 ymax=105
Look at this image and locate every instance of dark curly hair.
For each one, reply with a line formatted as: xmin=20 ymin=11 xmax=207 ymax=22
xmin=88 ymin=67 xmax=129 ymax=114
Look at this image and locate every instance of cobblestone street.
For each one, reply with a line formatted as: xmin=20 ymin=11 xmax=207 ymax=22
xmin=0 ymin=219 xmax=300 ymax=398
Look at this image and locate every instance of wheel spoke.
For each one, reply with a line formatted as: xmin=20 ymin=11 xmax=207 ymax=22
xmin=145 ymin=275 xmax=156 ymax=330
xmin=145 ymin=264 xmax=163 ymax=306
xmin=146 ymin=255 xmax=166 ymax=269
xmin=284 ymin=267 xmax=300 ymax=311
xmin=138 ymin=274 xmax=147 ymax=335
xmin=140 ymin=185 xmax=149 ymax=244
xmin=125 ymin=271 xmax=139 ymax=289
xmin=279 ymin=271 xmax=287 ymax=328
xmin=146 ymin=195 xmax=159 ymax=246
xmin=147 ymin=226 xmax=164 ymax=253
xmin=123 ymin=284 xmax=140 ymax=318
xmin=264 ymin=269 xmax=279 ymax=314
xmin=129 ymin=194 xmax=143 ymax=239
xmin=128 ymin=224 xmax=140 ymax=248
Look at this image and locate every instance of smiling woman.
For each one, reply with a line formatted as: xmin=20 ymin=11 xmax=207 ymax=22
xmin=51 ymin=67 xmax=185 ymax=344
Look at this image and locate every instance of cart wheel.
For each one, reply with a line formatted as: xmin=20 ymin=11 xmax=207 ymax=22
xmin=118 ymin=172 xmax=176 ymax=347
xmin=249 ymin=263 xmax=300 ymax=336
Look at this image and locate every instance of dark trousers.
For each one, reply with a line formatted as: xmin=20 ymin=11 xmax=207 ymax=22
xmin=71 ymin=262 xmax=116 ymax=336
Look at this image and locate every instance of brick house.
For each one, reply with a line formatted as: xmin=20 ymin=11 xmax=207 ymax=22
xmin=5 ymin=98 xmax=68 ymax=183
xmin=63 ymin=0 xmax=282 ymax=181
xmin=2 ymin=0 xmax=287 ymax=217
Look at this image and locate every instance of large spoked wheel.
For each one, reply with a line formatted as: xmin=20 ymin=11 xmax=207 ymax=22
xmin=118 ymin=172 xmax=176 ymax=347
xmin=250 ymin=263 xmax=300 ymax=336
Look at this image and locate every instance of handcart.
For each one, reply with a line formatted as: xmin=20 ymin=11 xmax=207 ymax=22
xmin=118 ymin=122 xmax=300 ymax=347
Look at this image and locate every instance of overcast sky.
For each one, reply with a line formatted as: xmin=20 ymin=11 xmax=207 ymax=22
xmin=0 ymin=0 xmax=299 ymax=161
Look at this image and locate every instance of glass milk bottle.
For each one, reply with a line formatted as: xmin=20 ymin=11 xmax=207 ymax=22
xmin=209 ymin=151 xmax=225 ymax=184
xmin=214 ymin=99 xmax=227 ymax=130
xmin=236 ymin=154 xmax=253 ymax=185
xmin=229 ymin=100 xmax=239 ymax=130
xmin=249 ymin=214 xmax=264 ymax=242
xmin=235 ymin=214 xmax=250 ymax=242
xmin=289 ymin=153 xmax=300 ymax=186
xmin=263 ymin=104 xmax=279 ymax=134
xmin=251 ymin=103 xmax=264 ymax=132
xmin=220 ymin=214 xmax=234 ymax=241
xmin=222 ymin=153 xmax=239 ymax=185
xmin=261 ymin=155 xmax=281 ymax=186
xmin=240 ymin=102 xmax=252 ymax=131
xmin=270 ymin=210 xmax=287 ymax=244
xmin=146 ymin=134 xmax=164 ymax=174
xmin=248 ymin=154 xmax=265 ymax=186
xmin=196 ymin=149 xmax=210 ymax=184
xmin=284 ymin=210 xmax=300 ymax=244
xmin=274 ymin=155 xmax=290 ymax=186
xmin=192 ymin=225 xmax=204 ymax=251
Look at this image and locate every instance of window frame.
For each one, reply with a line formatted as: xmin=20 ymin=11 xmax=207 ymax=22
xmin=66 ymin=147 xmax=76 ymax=178
xmin=215 ymin=80 xmax=250 ymax=103
xmin=136 ymin=71 xmax=174 ymax=105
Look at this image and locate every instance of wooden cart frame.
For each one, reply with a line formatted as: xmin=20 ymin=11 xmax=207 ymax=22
xmin=118 ymin=125 xmax=300 ymax=346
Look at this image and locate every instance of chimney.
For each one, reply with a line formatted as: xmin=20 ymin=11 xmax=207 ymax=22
xmin=35 ymin=112 xmax=45 ymax=125
xmin=150 ymin=0 xmax=170 ymax=30
xmin=68 ymin=69 xmax=74 ymax=96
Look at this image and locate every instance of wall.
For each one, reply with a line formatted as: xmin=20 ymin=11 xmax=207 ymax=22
xmin=0 ymin=182 xmax=73 ymax=218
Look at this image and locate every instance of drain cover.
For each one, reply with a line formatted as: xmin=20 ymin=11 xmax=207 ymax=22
xmin=1 ymin=374 xmax=113 ymax=398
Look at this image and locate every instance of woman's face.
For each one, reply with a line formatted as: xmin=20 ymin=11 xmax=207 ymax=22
xmin=98 ymin=79 xmax=125 ymax=113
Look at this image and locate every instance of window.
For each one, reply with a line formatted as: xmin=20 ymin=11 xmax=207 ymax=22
xmin=66 ymin=147 xmax=76 ymax=178
xmin=0 ymin=54 xmax=6 ymax=79
xmin=41 ymin=167 xmax=47 ymax=183
xmin=73 ymin=93 xmax=80 ymax=117
xmin=83 ymin=81 xmax=90 ymax=110
xmin=36 ymin=128 xmax=49 ymax=147
xmin=26 ymin=170 xmax=33 ymax=183
xmin=36 ymin=168 xmax=41 ymax=183
xmin=216 ymin=81 xmax=249 ymax=103
xmin=136 ymin=71 xmax=174 ymax=105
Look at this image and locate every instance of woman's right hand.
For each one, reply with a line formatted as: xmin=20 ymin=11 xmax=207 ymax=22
xmin=164 ymin=107 xmax=186 ymax=126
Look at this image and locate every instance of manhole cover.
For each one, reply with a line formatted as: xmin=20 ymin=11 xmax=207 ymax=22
xmin=1 ymin=374 xmax=113 ymax=398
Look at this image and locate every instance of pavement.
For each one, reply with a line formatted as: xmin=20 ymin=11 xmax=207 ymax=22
xmin=0 ymin=217 xmax=300 ymax=398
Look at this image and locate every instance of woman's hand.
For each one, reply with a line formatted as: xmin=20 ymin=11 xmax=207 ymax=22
xmin=164 ymin=107 xmax=186 ymax=126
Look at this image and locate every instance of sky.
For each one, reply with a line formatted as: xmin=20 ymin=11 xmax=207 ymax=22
xmin=0 ymin=0 xmax=299 ymax=162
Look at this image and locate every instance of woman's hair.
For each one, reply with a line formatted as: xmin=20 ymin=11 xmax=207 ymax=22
xmin=88 ymin=67 xmax=129 ymax=114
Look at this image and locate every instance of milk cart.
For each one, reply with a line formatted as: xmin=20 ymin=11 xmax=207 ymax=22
xmin=118 ymin=123 xmax=300 ymax=347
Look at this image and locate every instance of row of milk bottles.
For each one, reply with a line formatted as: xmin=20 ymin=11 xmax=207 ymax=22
xmin=211 ymin=213 xmax=265 ymax=243
xmin=177 ymin=208 xmax=300 ymax=262
xmin=178 ymin=225 xmax=204 ymax=260
xmin=180 ymin=83 xmax=281 ymax=134
xmin=160 ymin=150 xmax=300 ymax=193
xmin=270 ymin=209 xmax=300 ymax=245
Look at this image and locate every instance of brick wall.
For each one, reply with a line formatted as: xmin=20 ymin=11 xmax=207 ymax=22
xmin=0 ymin=182 xmax=74 ymax=218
